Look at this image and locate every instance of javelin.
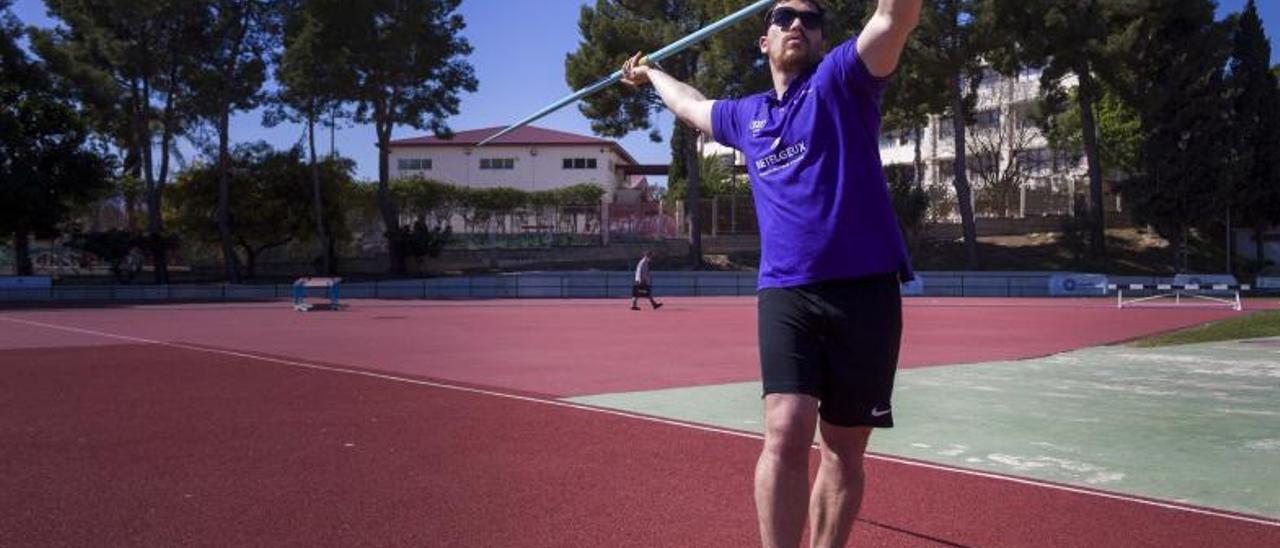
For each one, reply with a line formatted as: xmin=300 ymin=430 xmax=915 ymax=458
xmin=476 ymin=0 xmax=775 ymax=147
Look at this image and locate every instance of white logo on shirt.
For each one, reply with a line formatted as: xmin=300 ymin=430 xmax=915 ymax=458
xmin=755 ymin=141 xmax=808 ymax=175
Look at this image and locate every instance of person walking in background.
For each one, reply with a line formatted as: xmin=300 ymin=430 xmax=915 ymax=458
xmin=631 ymin=251 xmax=663 ymax=310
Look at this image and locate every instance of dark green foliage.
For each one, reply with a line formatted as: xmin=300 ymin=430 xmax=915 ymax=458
xmin=66 ymin=229 xmax=145 ymax=282
xmin=1038 ymin=86 xmax=1142 ymax=178
xmin=269 ymin=1 xmax=352 ymax=130
xmin=668 ymin=122 xmax=693 ymax=194
xmin=389 ymin=219 xmax=451 ymax=264
xmin=36 ymin=0 xmax=213 ymax=283
xmin=566 ymin=0 xmax=739 ymax=266
xmin=1224 ymin=0 xmax=1280 ymax=270
xmin=168 ymin=143 xmax=355 ymax=278
xmin=1057 ymin=195 xmax=1092 ymax=262
xmin=1109 ymin=0 xmax=1233 ymax=272
xmin=394 ymin=178 xmax=464 ymax=223
xmin=887 ymin=175 xmax=930 ymax=260
xmin=395 ymin=179 xmax=607 ymax=216
xmin=566 ymin=0 xmax=701 ymax=140
xmin=885 ymin=165 xmax=929 ymax=249
xmin=321 ymin=0 xmax=477 ymax=274
xmin=990 ymin=0 xmax=1129 ymax=256
xmin=913 ymin=0 xmax=986 ymax=268
xmin=188 ymin=0 xmax=278 ymax=282
xmin=269 ymin=0 xmax=354 ymax=276
xmin=1 ymin=5 xmax=114 ymax=275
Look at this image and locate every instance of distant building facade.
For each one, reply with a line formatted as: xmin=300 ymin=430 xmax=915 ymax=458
xmin=700 ymin=68 xmax=1122 ymax=221
xmin=876 ymin=68 xmax=1113 ymax=220
xmin=386 ymin=126 xmax=651 ymax=204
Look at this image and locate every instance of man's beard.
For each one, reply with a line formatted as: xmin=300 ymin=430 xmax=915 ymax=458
xmin=772 ymin=40 xmax=820 ymax=73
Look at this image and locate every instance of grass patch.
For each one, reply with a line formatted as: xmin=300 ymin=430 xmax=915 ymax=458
xmin=1130 ymin=310 xmax=1280 ymax=347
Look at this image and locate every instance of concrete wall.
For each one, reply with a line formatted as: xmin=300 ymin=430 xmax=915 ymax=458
xmin=922 ymin=214 xmax=1136 ymax=239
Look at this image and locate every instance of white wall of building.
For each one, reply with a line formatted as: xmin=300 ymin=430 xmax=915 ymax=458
xmin=389 ymin=144 xmax=630 ymax=201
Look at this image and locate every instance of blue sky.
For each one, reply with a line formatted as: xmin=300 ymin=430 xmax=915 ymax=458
xmin=10 ymin=0 xmax=1280 ymax=183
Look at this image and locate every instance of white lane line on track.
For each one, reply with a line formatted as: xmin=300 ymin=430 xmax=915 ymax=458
xmin=4 ymin=315 xmax=1279 ymax=529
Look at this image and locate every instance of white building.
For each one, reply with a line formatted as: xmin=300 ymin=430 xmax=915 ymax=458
xmin=700 ymin=68 xmax=1110 ymax=220
xmin=387 ymin=125 xmax=651 ymax=203
xmin=877 ymin=68 xmax=1100 ymax=219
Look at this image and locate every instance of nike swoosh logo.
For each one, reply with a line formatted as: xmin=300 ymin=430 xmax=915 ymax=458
xmin=870 ymin=407 xmax=892 ymax=418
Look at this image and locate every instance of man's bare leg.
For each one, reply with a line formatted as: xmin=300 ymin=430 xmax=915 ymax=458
xmin=755 ymin=394 xmax=819 ymax=548
xmin=808 ymin=421 xmax=873 ymax=548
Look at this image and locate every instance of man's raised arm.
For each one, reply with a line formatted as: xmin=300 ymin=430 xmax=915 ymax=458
xmin=621 ymin=52 xmax=716 ymax=137
xmin=856 ymin=0 xmax=922 ymax=78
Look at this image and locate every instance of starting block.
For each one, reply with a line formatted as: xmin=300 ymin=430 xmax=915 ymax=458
xmin=1107 ymin=278 xmax=1250 ymax=311
xmin=292 ymin=277 xmax=343 ymax=311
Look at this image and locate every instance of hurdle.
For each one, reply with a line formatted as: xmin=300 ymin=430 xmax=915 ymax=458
xmin=1107 ymin=282 xmax=1251 ymax=311
xmin=292 ymin=277 xmax=343 ymax=312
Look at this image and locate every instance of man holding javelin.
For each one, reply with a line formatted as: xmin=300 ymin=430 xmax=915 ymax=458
xmin=620 ymin=0 xmax=919 ymax=545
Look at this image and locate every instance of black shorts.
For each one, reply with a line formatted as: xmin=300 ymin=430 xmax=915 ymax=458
xmin=757 ymin=273 xmax=903 ymax=428
xmin=632 ymin=283 xmax=651 ymax=298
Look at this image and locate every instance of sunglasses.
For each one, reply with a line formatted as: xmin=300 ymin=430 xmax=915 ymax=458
xmin=768 ymin=7 xmax=824 ymax=31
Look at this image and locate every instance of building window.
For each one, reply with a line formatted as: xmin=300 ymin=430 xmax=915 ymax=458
xmin=879 ymin=130 xmax=916 ymax=148
xmin=974 ymin=109 xmax=1001 ymax=130
xmin=1017 ymin=149 xmax=1051 ymax=175
xmin=562 ymin=158 xmax=598 ymax=170
xmin=398 ymin=158 xmax=432 ymax=171
xmin=938 ymin=159 xmax=956 ymax=183
xmin=480 ymin=158 xmax=515 ymax=170
xmin=970 ymin=150 xmax=999 ymax=173
xmin=1017 ymin=148 xmax=1082 ymax=175
xmin=938 ymin=118 xmax=955 ymax=140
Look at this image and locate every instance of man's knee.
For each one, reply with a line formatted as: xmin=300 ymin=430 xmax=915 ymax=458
xmin=762 ymin=432 xmax=813 ymax=467
xmin=761 ymin=394 xmax=819 ymax=465
xmin=818 ymin=423 xmax=873 ymax=469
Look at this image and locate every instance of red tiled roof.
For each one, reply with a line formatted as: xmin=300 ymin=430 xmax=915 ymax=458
xmin=389 ymin=125 xmax=637 ymax=165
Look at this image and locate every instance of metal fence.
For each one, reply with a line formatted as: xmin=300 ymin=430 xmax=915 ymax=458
xmin=0 ymin=271 xmax=1200 ymax=303
xmin=0 ymin=272 xmax=757 ymax=302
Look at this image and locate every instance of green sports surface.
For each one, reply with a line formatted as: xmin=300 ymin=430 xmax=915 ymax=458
xmin=567 ymin=338 xmax=1280 ymax=519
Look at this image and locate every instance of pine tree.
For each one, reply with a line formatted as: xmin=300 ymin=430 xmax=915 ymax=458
xmin=1224 ymin=0 xmax=1280 ymax=271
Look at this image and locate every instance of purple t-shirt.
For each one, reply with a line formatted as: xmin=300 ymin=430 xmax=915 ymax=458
xmin=712 ymin=38 xmax=914 ymax=290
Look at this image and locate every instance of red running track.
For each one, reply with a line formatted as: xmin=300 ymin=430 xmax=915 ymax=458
xmin=0 ymin=297 xmax=1255 ymax=398
xmin=1 ymin=341 xmax=1276 ymax=547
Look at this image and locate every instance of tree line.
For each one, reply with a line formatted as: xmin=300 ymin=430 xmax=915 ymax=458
xmin=567 ymin=0 xmax=1280 ymax=273
xmin=1 ymin=0 xmax=475 ymax=281
xmin=4 ymin=0 xmax=1279 ymax=278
